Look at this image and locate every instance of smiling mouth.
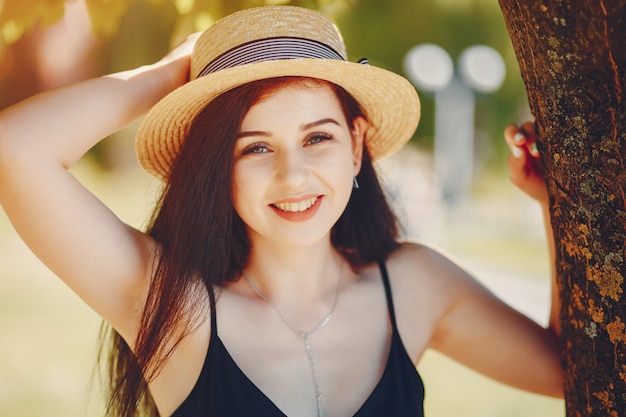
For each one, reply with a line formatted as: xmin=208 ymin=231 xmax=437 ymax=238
xmin=272 ymin=197 xmax=319 ymax=212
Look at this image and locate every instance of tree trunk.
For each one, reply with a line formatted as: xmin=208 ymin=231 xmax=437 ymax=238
xmin=498 ymin=2 xmax=626 ymax=416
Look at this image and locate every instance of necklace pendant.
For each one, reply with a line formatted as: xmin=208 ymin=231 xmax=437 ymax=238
xmin=243 ymin=270 xmax=344 ymax=417
xmin=317 ymin=395 xmax=323 ymax=417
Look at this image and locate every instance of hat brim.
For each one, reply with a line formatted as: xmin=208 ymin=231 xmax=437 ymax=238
xmin=136 ymin=58 xmax=420 ymax=180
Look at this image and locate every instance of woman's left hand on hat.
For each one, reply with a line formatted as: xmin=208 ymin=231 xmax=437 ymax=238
xmin=504 ymin=121 xmax=548 ymax=204
xmin=162 ymin=32 xmax=203 ymax=64
xmin=156 ymin=32 xmax=203 ymax=89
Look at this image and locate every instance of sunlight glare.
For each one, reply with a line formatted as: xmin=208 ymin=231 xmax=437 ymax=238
xmin=175 ymin=0 xmax=195 ymax=15
xmin=2 ymin=20 xmax=23 ymax=44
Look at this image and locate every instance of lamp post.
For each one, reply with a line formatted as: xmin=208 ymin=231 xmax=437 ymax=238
xmin=404 ymin=44 xmax=505 ymax=207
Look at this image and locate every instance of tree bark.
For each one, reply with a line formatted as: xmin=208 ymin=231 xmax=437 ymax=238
xmin=498 ymin=1 xmax=626 ymax=416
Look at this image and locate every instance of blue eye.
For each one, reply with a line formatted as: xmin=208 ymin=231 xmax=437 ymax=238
xmin=241 ymin=143 xmax=269 ymax=155
xmin=306 ymin=133 xmax=334 ymax=145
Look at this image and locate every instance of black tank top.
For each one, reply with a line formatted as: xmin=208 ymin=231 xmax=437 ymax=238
xmin=172 ymin=261 xmax=425 ymax=416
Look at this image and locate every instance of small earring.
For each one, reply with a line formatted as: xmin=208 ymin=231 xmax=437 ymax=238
xmin=353 ymin=176 xmax=360 ymax=189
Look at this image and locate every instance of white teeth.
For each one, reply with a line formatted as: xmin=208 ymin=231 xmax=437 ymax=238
xmin=274 ymin=197 xmax=318 ymax=212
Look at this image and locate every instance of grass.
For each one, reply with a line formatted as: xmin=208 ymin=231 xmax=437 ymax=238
xmin=0 ymin=148 xmax=564 ymax=416
xmin=0 ymin=239 xmax=105 ymax=416
xmin=420 ymin=350 xmax=563 ymax=416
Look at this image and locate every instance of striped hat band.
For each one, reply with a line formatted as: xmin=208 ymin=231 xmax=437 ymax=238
xmin=198 ymin=37 xmax=345 ymax=77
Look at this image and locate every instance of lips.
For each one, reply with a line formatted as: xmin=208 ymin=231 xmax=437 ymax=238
xmin=269 ymin=195 xmax=322 ymax=222
xmin=272 ymin=196 xmax=318 ymax=212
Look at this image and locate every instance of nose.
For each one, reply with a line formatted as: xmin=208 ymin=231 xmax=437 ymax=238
xmin=275 ymin=147 xmax=308 ymax=190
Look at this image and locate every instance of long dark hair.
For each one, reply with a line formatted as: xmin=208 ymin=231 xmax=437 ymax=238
xmin=98 ymin=77 xmax=400 ymax=416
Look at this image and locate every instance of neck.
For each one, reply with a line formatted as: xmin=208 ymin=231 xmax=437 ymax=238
xmin=244 ymin=237 xmax=344 ymax=303
xmin=243 ymin=239 xmax=343 ymax=417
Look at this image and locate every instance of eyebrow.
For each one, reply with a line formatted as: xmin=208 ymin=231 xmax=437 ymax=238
xmin=237 ymin=118 xmax=341 ymax=139
xmin=302 ymin=118 xmax=341 ymax=131
xmin=236 ymin=130 xmax=270 ymax=139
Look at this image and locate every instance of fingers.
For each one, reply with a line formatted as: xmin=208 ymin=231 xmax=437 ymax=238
xmin=160 ymin=32 xmax=203 ymax=65
xmin=520 ymin=121 xmax=539 ymax=157
xmin=504 ymin=123 xmax=524 ymax=158
xmin=504 ymin=121 xmax=549 ymax=203
xmin=504 ymin=122 xmax=540 ymax=160
xmin=181 ymin=32 xmax=203 ymax=49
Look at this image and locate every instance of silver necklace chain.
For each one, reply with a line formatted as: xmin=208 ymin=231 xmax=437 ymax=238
xmin=243 ymin=269 xmax=343 ymax=417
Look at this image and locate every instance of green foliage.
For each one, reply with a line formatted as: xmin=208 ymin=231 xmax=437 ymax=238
xmin=0 ymin=0 xmax=525 ymax=166
xmin=0 ymin=0 xmax=350 ymax=75
xmin=84 ymin=0 xmax=135 ymax=36
xmin=0 ymin=0 xmax=349 ymax=46
xmin=0 ymin=0 xmax=138 ymax=46
xmin=0 ymin=0 xmax=66 ymax=44
xmin=336 ymin=0 xmax=526 ymax=158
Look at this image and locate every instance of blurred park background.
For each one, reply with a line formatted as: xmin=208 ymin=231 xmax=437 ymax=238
xmin=0 ymin=0 xmax=565 ymax=415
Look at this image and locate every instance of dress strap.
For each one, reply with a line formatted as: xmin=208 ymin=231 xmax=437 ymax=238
xmin=378 ymin=260 xmax=398 ymax=331
xmin=208 ymin=285 xmax=218 ymax=334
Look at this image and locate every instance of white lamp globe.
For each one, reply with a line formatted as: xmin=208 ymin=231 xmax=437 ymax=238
xmin=458 ymin=45 xmax=506 ymax=93
xmin=404 ymin=44 xmax=454 ymax=93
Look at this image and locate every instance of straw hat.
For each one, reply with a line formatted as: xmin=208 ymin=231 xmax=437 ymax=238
xmin=136 ymin=5 xmax=420 ymax=180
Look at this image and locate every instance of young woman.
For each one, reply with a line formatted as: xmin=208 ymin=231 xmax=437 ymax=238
xmin=0 ymin=5 xmax=562 ymax=417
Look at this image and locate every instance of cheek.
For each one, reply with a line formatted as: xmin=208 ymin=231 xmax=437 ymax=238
xmin=232 ymin=165 xmax=264 ymax=215
xmin=324 ymin=153 xmax=357 ymax=202
xmin=231 ymin=168 xmax=248 ymax=215
xmin=329 ymin=149 xmax=357 ymax=182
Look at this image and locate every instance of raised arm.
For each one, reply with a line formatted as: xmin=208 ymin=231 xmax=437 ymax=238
xmin=0 ymin=34 xmax=198 ymax=343
xmin=407 ymin=122 xmax=562 ymax=398
xmin=504 ymin=121 xmax=559 ymax=334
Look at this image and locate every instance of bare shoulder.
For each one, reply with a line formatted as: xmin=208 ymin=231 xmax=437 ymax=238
xmin=381 ymin=241 xmax=472 ymax=361
xmin=385 ymin=241 xmax=469 ymax=288
xmin=386 ymin=242 xmax=563 ymax=395
xmin=386 ymin=241 xmax=487 ymax=317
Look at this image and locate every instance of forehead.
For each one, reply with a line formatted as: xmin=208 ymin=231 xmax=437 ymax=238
xmin=242 ymin=80 xmax=344 ymax=124
xmin=256 ymin=78 xmax=337 ymax=104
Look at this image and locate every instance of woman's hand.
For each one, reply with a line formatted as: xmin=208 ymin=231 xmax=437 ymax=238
xmin=160 ymin=31 xmax=202 ymax=64
xmin=504 ymin=121 xmax=548 ymax=204
xmin=504 ymin=121 xmax=560 ymax=335
xmin=155 ymin=32 xmax=203 ymax=91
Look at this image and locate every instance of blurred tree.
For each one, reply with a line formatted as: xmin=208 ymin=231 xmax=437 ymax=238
xmin=499 ymin=2 xmax=626 ymax=415
xmin=0 ymin=1 xmax=102 ymax=109
xmin=336 ymin=0 xmax=527 ymax=162
xmin=0 ymin=0 xmax=352 ymax=108
xmin=0 ymin=0 xmax=66 ymax=45
xmin=0 ymin=0 xmax=351 ymax=49
xmin=0 ymin=0 xmax=526 ymax=170
xmin=0 ymin=0 xmax=352 ymax=168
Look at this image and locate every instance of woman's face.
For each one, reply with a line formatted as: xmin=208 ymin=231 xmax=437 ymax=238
xmin=232 ymin=80 xmax=366 ymax=249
